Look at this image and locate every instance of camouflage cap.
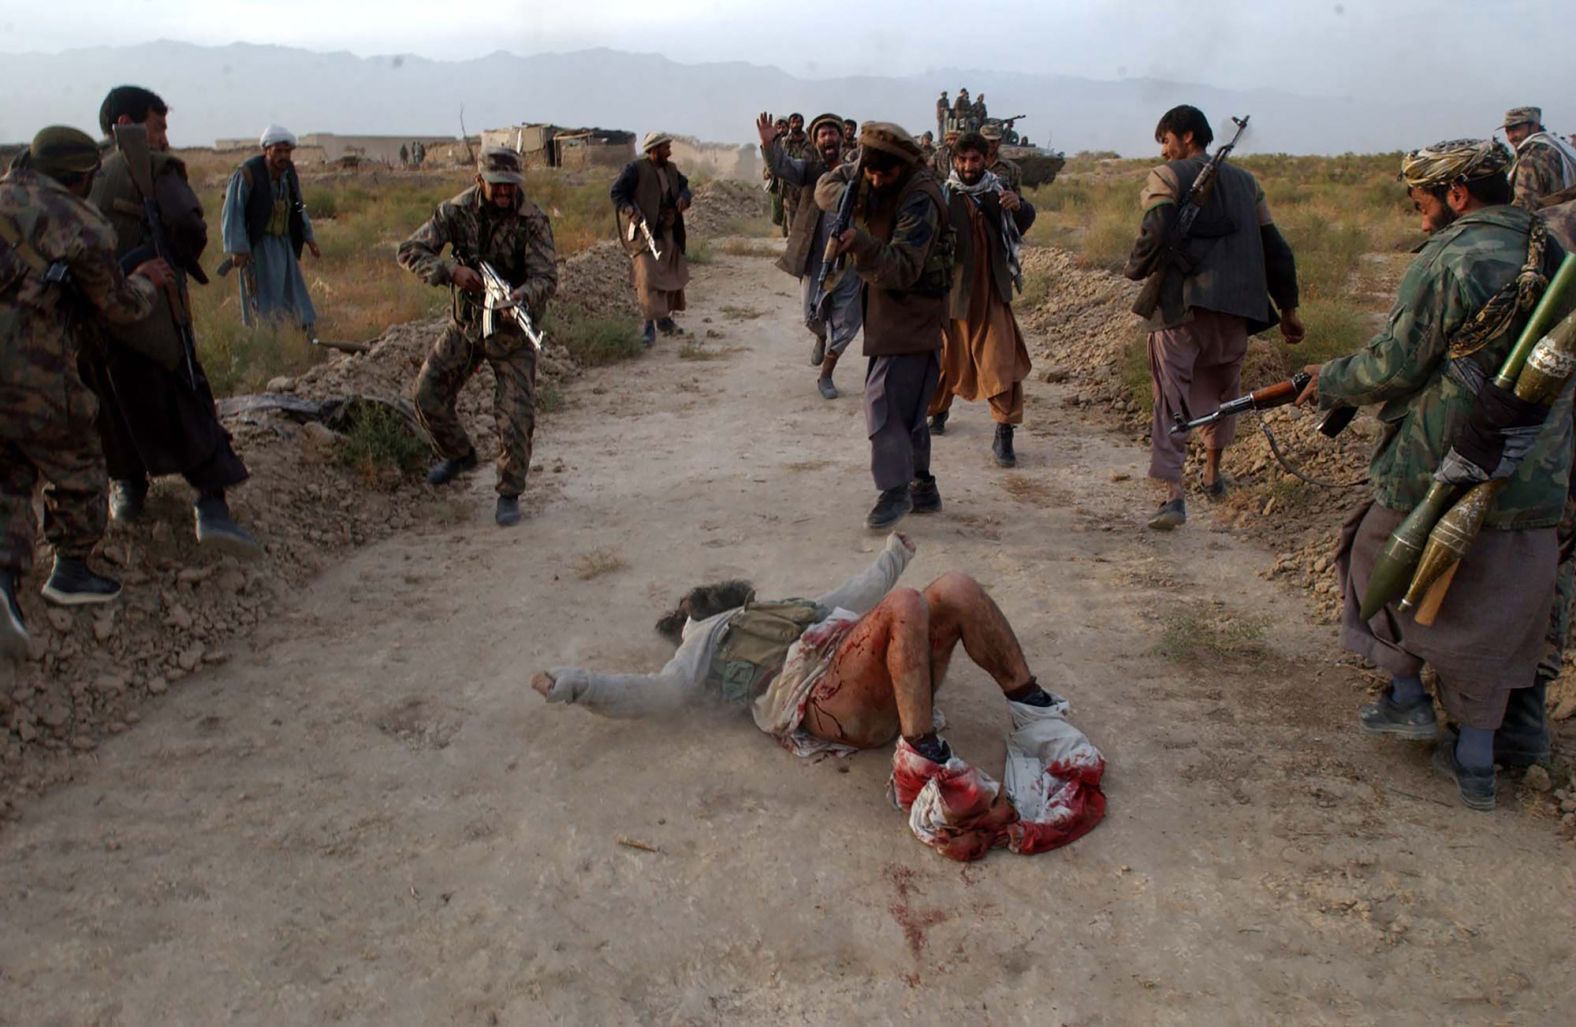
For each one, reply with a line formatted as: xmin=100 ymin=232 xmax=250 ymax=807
xmin=858 ymin=122 xmax=922 ymax=165
xmin=28 ymin=125 xmax=102 ymax=177
xmin=1400 ymin=138 xmax=1513 ymax=189
xmin=807 ymin=113 xmax=843 ymax=139
xmin=980 ymin=120 xmax=1005 ymax=141
xmin=1504 ymin=106 xmax=1542 ymax=129
xmin=478 ymin=146 xmax=524 ymax=185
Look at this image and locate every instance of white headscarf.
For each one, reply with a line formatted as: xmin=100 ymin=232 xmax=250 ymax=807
xmin=260 ymin=124 xmax=297 ymax=149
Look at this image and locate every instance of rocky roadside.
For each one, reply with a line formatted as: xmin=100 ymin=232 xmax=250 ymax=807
xmin=0 ymin=181 xmax=763 ymax=818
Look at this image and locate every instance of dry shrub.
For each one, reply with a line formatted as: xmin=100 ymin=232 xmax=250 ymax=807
xmin=574 ymin=548 xmax=627 ymax=580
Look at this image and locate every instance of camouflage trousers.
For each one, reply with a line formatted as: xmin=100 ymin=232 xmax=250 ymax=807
xmin=415 ymin=323 xmax=536 ymax=497
xmin=0 ymin=427 xmax=107 ymax=575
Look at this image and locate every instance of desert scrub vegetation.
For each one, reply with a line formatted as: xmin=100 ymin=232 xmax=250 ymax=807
xmin=550 ymin=314 xmax=645 ymax=366
xmin=334 ymin=402 xmax=430 ymax=484
xmin=183 ymin=163 xmax=628 ymax=394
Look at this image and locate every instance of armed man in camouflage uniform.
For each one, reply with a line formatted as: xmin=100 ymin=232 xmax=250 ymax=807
xmin=1297 ymin=139 xmax=1570 ymax=811
xmin=780 ymin=113 xmax=813 ymax=232
xmin=1503 ymin=106 xmax=1576 ymax=251
xmin=1 ymin=127 xmax=172 ymax=658
xmin=397 ymin=147 xmax=558 ymax=527
xmin=980 ymin=121 xmax=1023 ymax=195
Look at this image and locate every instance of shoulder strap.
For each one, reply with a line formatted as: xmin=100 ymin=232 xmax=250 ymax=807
xmin=1448 ymin=217 xmax=1551 ymax=361
xmin=0 ymin=213 xmax=48 ymax=274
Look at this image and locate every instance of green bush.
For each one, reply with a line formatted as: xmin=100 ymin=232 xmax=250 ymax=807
xmin=335 ymin=403 xmax=430 ymax=481
xmin=553 ymin=315 xmax=645 ymax=366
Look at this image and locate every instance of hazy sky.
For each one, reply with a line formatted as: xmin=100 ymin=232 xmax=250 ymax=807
xmin=1 ymin=0 xmax=1570 ymax=103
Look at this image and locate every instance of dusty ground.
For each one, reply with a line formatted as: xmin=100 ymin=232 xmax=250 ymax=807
xmin=2 ymin=246 xmax=1575 ymax=1026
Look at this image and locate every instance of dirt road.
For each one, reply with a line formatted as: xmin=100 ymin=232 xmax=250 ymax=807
xmin=2 ymin=248 xmax=1572 ymax=1026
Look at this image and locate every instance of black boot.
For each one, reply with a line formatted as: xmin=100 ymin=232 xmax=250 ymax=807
xmin=929 ymin=410 xmax=948 ymax=436
xmin=194 ymin=493 xmax=261 ymax=558
xmin=1496 ymin=675 xmax=1552 ymax=768
xmin=110 ymin=479 xmax=148 ymax=523
xmin=993 ymin=423 xmax=1017 ymax=467
xmin=910 ymin=474 xmax=943 ymax=514
xmin=41 ymin=556 xmax=121 ymax=607
xmin=496 ymin=494 xmax=523 ymax=527
xmin=866 ymin=486 xmax=914 ymax=530
xmin=0 ymin=569 xmax=29 ymax=661
xmin=425 ymin=447 xmax=478 ymax=486
xmin=657 ymin=317 xmax=684 ymax=336
xmin=640 ymin=320 xmax=656 ymax=347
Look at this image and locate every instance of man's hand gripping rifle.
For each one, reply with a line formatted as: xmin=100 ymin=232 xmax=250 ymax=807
xmin=626 ymin=214 xmax=663 ymax=261
xmin=1172 ymin=370 xmax=1356 ymax=437
xmin=810 ymin=161 xmax=860 ymax=320
xmin=472 ymin=259 xmax=543 ymax=353
xmin=1132 ymin=114 xmax=1250 ymax=320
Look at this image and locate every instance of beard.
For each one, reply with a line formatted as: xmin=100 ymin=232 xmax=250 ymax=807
xmin=819 ymin=144 xmax=841 ymax=165
xmin=958 ymin=167 xmax=984 ymax=185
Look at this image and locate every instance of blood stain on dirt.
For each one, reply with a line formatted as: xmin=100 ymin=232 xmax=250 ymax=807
xmin=885 ymin=864 xmax=949 ymax=964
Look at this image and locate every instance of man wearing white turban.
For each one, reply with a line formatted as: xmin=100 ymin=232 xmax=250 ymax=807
xmin=219 ymin=124 xmax=321 ymax=336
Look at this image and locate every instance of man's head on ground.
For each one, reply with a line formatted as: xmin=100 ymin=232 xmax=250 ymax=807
xmin=1155 ymin=105 xmax=1212 ymax=160
xmin=952 ymin=132 xmax=990 ymax=184
xmin=1503 ymin=107 xmax=1543 ymax=148
xmin=1401 ymin=138 xmax=1513 ymax=232
xmin=809 ymin=113 xmax=843 ymax=165
xmin=654 ymin=580 xmax=755 ymax=646
xmin=788 ymin=112 xmax=805 ymax=135
xmin=477 ymin=146 xmax=524 ymax=208
xmin=24 ymin=126 xmax=101 ymax=195
xmin=99 ymin=85 xmax=169 ymax=151
xmin=642 ymin=132 xmax=674 ymax=166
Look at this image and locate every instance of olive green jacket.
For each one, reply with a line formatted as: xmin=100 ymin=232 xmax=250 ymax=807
xmin=1319 ymin=205 xmax=1571 ymax=529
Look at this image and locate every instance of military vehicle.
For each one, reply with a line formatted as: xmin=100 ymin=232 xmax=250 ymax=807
xmin=935 ymin=98 xmax=1065 ymax=187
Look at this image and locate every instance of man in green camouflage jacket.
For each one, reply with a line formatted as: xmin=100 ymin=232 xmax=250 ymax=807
xmin=1503 ymin=106 xmax=1576 ymax=251
xmin=1 ymin=127 xmax=172 ymax=658
xmin=397 ymin=147 xmax=558 ymax=527
xmin=1298 ymin=138 xmax=1570 ymax=811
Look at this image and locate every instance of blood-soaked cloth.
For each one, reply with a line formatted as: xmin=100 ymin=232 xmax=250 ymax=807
xmin=889 ymin=696 xmax=1107 ymax=861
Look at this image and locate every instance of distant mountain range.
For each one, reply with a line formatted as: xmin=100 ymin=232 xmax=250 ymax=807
xmin=0 ymin=40 xmax=1522 ymax=156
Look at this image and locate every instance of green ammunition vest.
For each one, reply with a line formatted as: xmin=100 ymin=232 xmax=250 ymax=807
xmin=704 ymin=598 xmax=827 ymax=706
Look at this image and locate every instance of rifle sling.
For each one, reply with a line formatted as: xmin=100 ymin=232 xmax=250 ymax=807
xmin=0 ymin=213 xmax=50 ymax=275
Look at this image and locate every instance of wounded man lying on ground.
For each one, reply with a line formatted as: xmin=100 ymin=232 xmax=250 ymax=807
xmin=531 ymin=534 xmax=1106 ymax=860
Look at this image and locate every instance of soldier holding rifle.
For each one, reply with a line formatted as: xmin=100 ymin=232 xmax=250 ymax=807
xmin=1123 ymin=104 xmax=1303 ymax=530
xmin=611 ymin=133 xmax=692 ymax=347
xmin=85 ymin=85 xmax=258 ymax=554
xmin=1295 ymin=139 xmax=1570 ymax=811
xmin=2 ymin=126 xmax=172 ymax=656
xmin=397 ymin=147 xmax=558 ymax=528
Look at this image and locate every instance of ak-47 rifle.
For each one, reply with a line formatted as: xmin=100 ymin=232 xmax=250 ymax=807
xmin=1172 ymin=370 xmax=1356 ymax=438
xmin=459 ymin=255 xmax=543 ymax=352
xmin=113 ymin=123 xmax=198 ymax=386
xmin=626 ymin=214 xmax=663 ymax=261
xmin=811 ymin=161 xmax=861 ymax=319
xmin=1132 ymin=114 xmax=1251 ymax=320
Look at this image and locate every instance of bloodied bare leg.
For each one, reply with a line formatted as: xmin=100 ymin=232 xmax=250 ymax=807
xmin=801 ymin=572 xmax=1035 ymax=749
